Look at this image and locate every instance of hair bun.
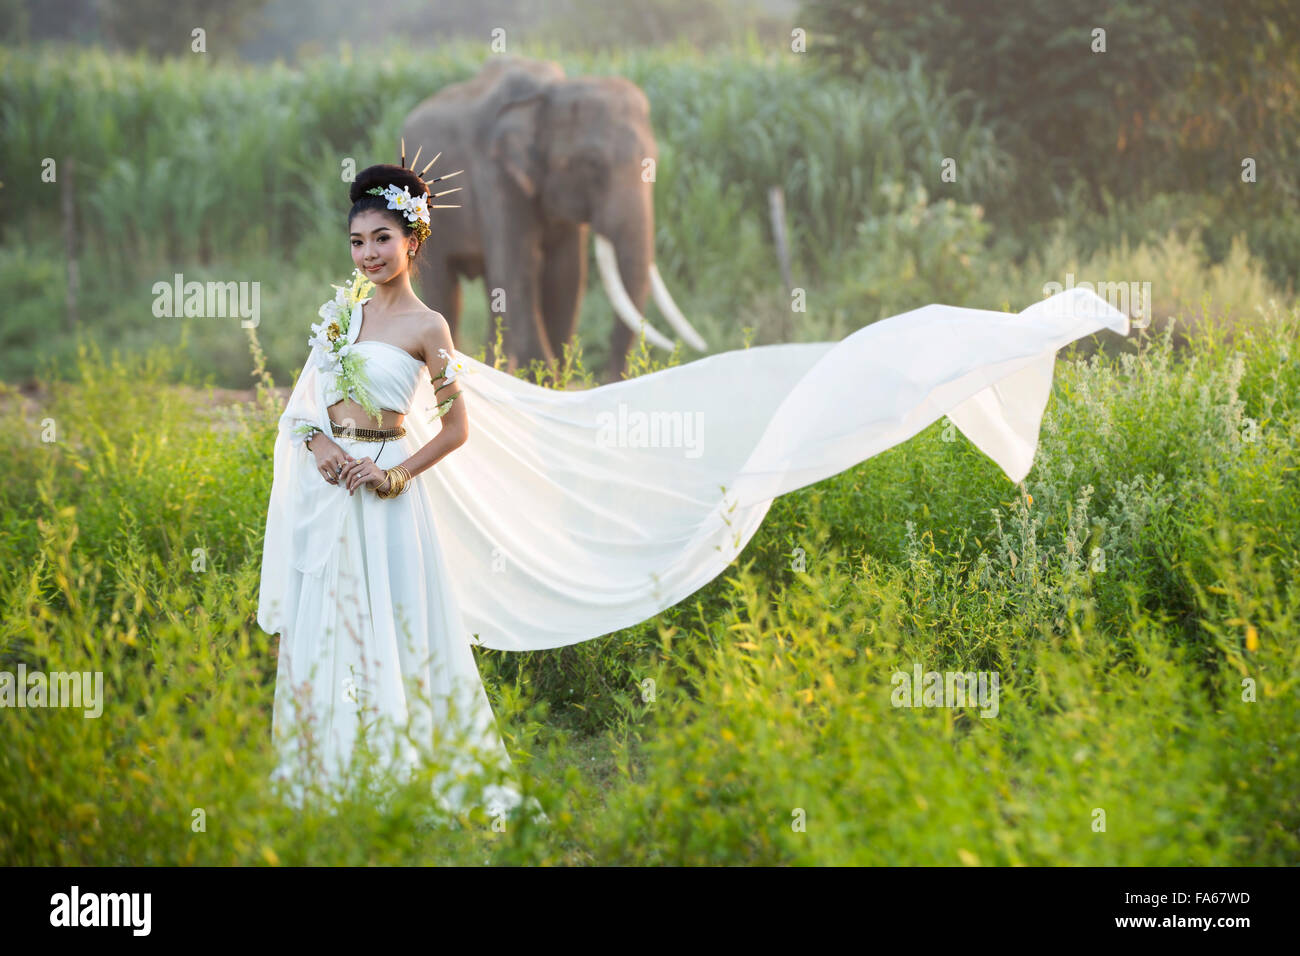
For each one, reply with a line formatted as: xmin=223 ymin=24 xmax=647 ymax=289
xmin=349 ymin=163 xmax=429 ymax=204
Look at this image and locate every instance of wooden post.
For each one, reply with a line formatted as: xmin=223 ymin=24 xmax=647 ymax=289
xmin=768 ymin=185 xmax=793 ymax=339
xmin=62 ymin=157 xmax=79 ymax=330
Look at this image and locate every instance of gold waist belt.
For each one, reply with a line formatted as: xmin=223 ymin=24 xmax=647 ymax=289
xmin=331 ymin=420 xmax=406 ymax=442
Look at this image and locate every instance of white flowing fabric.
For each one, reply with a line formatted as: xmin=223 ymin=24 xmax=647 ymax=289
xmin=258 ymin=299 xmax=540 ymax=819
xmin=257 ymin=287 xmax=1129 ymax=810
xmin=417 ymin=286 xmax=1128 ymax=650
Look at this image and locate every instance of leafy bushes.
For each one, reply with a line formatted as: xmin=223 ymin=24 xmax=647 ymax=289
xmin=1 ymin=294 xmax=1296 ymax=864
xmin=0 ymin=40 xmax=1011 ymax=386
xmin=0 ymin=243 xmax=69 ymax=383
xmin=804 ymin=0 xmax=1300 ymax=222
xmin=2 ymin=34 xmax=1297 ymax=865
xmin=826 ymin=180 xmax=990 ymax=321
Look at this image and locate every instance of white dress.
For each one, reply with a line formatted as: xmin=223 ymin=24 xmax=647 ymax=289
xmin=257 ymin=288 xmax=1129 ymax=815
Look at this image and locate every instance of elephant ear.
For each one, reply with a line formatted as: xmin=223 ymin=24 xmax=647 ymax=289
xmin=489 ymin=90 xmax=546 ymax=198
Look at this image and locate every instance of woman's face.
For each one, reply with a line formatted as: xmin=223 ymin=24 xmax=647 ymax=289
xmin=350 ymin=208 xmax=416 ymax=283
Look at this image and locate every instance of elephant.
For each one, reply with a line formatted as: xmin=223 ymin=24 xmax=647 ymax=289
xmin=400 ymin=56 xmax=707 ymax=381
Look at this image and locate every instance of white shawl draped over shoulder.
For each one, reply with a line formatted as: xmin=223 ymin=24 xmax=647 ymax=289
xmin=257 ymin=327 xmax=339 ymax=639
xmin=259 ymin=286 xmax=1129 ymax=653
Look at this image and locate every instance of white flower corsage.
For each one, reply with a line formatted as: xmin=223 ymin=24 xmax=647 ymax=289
xmin=307 ymin=268 xmax=382 ymax=424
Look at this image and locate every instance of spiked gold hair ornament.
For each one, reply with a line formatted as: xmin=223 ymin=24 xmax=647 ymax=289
xmin=363 ymin=137 xmax=465 ymax=243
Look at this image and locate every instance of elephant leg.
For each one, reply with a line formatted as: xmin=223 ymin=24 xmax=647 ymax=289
xmin=606 ymin=311 xmax=637 ymax=382
xmin=540 ymin=221 xmax=587 ymax=364
xmin=482 ymin=219 xmax=554 ymax=373
xmin=416 ymin=255 xmax=463 ymax=343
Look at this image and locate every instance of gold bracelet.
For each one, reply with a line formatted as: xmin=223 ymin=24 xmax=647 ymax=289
xmin=376 ymin=464 xmax=412 ymax=498
xmin=389 ymin=465 xmax=411 ymax=497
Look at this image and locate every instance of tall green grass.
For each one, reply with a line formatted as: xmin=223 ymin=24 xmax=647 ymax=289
xmin=0 ymin=39 xmax=1009 ymax=386
xmin=0 ymin=42 xmax=1005 ymax=273
xmin=1 ymin=295 xmax=1296 ymax=864
xmin=4 ymin=40 xmax=1290 ymax=388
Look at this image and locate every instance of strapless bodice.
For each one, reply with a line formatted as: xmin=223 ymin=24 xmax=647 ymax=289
xmin=321 ymin=299 xmax=426 ymax=414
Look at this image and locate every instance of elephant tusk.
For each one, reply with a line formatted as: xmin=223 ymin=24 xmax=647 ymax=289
xmin=649 ymin=263 xmax=708 ymax=351
xmin=593 ymin=234 xmax=676 ymax=351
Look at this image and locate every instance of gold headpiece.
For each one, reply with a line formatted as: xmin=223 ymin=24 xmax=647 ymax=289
xmin=363 ymin=138 xmax=465 ymax=242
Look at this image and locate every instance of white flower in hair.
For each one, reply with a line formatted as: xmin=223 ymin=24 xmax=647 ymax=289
xmin=367 ymin=183 xmax=432 ymax=235
xmin=385 ymin=184 xmax=414 ymax=212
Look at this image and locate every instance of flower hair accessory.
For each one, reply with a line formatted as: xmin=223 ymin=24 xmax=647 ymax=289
xmin=364 ymin=138 xmax=464 ymax=244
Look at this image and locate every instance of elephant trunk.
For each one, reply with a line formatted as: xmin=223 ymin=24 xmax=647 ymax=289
xmin=592 ymin=234 xmax=709 ymax=353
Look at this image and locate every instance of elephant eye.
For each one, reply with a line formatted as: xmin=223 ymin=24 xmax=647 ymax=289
xmin=571 ymin=155 xmax=605 ymax=183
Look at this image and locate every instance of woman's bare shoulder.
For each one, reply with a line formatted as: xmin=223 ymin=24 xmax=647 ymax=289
xmin=411 ymin=308 xmax=453 ymax=363
xmin=390 ymin=304 xmax=448 ymax=335
xmin=409 ymin=306 xmax=449 ymax=339
xmin=417 ymin=304 xmax=448 ymax=326
xmin=391 ymin=301 xmax=445 ymax=324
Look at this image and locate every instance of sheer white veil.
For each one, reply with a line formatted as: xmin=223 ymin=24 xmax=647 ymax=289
xmin=394 ymin=286 xmax=1129 ymax=652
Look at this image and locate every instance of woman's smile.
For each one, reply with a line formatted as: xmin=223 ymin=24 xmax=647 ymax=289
xmin=365 ymin=262 xmax=385 ymax=273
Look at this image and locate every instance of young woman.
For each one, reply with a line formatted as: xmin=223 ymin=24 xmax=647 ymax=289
xmin=257 ymin=148 xmax=1131 ymax=821
xmin=256 ymin=158 xmax=542 ymax=819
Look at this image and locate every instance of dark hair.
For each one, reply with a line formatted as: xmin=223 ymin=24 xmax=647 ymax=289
xmin=348 ymin=164 xmax=430 ymax=274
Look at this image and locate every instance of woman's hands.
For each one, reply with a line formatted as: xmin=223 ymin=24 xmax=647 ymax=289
xmin=338 ymin=456 xmax=391 ymax=496
xmin=308 ymin=434 xmax=398 ymax=496
xmin=309 ymin=434 xmax=354 ymax=487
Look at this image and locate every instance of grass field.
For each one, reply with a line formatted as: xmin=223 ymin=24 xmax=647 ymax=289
xmin=1 ymin=293 xmax=1296 ymax=865
xmin=1 ymin=38 xmax=1297 ymax=865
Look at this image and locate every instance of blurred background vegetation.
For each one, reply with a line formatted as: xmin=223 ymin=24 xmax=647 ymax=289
xmin=0 ymin=0 xmax=1296 ymax=386
xmin=1 ymin=0 xmax=1297 ymax=864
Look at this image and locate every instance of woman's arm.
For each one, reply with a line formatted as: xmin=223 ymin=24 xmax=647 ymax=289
xmin=396 ymin=314 xmax=468 ymax=481
xmin=340 ymin=314 xmax=467 ymax=496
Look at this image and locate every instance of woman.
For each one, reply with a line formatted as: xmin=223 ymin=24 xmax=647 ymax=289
xmin=257 ymin=148 xmax=1131 ymax=820
xmin=257 ymin=156 xmax=542 ymax=819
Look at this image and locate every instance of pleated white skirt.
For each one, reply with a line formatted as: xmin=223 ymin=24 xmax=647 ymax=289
xmin=268 ymin=430 xmax=540 ymax=821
